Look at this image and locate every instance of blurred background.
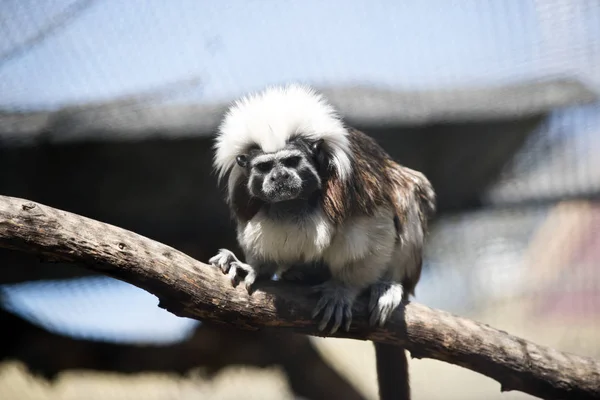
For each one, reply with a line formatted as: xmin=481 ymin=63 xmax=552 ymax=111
xmin=0 ymin=1 xmax=599 ymax=399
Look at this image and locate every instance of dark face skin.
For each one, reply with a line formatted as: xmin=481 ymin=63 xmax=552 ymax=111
xmin=236 ymin=137 xmax=325 ymax=218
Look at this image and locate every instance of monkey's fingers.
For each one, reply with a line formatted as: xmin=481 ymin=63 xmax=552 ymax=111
xmin=312 ymin=296 xmax=333 ymax=331
xmin=368 ymin=286 xmax=384 ymax=313
xmin=369 ymin=282 xmax=404 ymax=326
xmin=381 ymin=303 xmax=397 ymax=327
xmin=370 ymin=305 xmax=392 ymax=327
xmin=209 ymin=248 xmax=238 ymax=274
xmin=318 ymin=303 xmax=335 ymax=332
xmin=330 ymin=302 xmax=354 ymax=334
xmin=369 ymin=307 xmax=382 ymax=327
xmin=343 ymin=305 xmax=352 ymax=332
xmin=311 ymin=295 xmax=328 ymax=318
xmin=243 ymin=271 xmax=257 ymax=294
xmin=368 ymin=296 xmax=377 ymax=314
xmin=227 ymin=265 xmax=240 ymax=287
xmin=369 ymin=300 xmax=400 ymax=327
xmin=208 ymin=255 xmax=228 ymax=274
xmin=330 ymin=305 xmax=344 ymax=334
xmin=230 ymin=261 xmax=253 ymax=273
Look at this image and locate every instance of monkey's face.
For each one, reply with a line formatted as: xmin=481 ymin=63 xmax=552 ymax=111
xmin=236 ymin=138 xmax=324 ymax=203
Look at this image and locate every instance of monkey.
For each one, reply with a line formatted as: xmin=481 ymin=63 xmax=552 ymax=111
xmin=208 ymin=84 xmax=436 ymax=400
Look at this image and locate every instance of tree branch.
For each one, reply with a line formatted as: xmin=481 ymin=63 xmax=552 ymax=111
xmin=0 ymin=195 xmax=598 ymax=400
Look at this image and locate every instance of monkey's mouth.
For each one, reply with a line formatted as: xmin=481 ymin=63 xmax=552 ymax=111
xmin=261 ymin=180 xmax=303 ymax=202
xmin=266 ymin=187 xmax=302 ymax=202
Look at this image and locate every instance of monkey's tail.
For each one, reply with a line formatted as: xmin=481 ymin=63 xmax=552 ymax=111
xmin=374 ymin=342 xmax=411 ymax=400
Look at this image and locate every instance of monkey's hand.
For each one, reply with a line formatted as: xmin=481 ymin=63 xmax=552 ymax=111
xmin=368 ymin=281 xmax=404 ymax=327
xmin=208 ymin=248 xmax=259 ymax=294
xmin=311 ymin=281 xmax=358 ymax=334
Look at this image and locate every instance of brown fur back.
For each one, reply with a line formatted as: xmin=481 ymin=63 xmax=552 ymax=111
xmin=322 ymin=128 xmax=436 ymax=230
xmin=322 ymin=128 xmax=397 ymax=224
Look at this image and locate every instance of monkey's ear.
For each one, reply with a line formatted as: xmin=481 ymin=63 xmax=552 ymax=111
xmin=312 ymin=139 xmax=328 ymax=175
xmin=311 ymin=139 xmax=324 ymax=154
xmin=236 ymin=155 xmax=248 ymax=167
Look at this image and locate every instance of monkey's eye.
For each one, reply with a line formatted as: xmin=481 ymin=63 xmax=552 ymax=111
xmin=282 ymin=156 xmax=301 ymax=168
xmin=311 ymin=139 xmax=324 ymax=154
xmin=236 ymin=155 xmax=248 ymax=167
xmin=255 ymin=161 xmax=273 ymax=173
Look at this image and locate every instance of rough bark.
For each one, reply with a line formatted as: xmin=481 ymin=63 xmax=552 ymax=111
xmin=0 ymin=195 xmax=598 ymax=400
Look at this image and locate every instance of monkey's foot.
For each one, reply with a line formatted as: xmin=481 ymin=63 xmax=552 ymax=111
xmin=311 ymin=281 xmax=357 ymax=334
xmin=368 ymin=282 xmax=404 ymax=327
xmin=208 ymin=249 xmax=258 ymax=294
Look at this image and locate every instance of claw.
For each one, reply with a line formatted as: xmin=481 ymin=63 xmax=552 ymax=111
xmin=343 ymin=305 xmax=352 ymax=332
xmin=368 ymin=283 xmax=383 ymax=314
xmin=330 ymin=306 xmax=343 ymax=334
xmin=311 ymin=281 xmax=357 ymax=334
xmin=227 ymin=264 xmax=239 ymax=287
xmin=312 ymin=295 xmax=328 ymax=319
xmin=369 ymin=307 xmax=380 ymax=327
xmin=319 ymin=303 xmax=335 ymax=332
xmin=209 ymin=249 xmax=238 ymax=275
xmin=368 ymin=298 xmax=376 ymax=314
xmin=243 ymin=269 xmax=257 ymax=294
xmin=209 ymin=250 xmax=260 ymax=293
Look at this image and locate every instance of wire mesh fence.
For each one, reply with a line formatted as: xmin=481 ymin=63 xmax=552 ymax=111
xmin=0 ymin=1 xmax=599 ymax=399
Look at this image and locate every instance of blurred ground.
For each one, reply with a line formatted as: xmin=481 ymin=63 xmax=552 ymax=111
xmin=0 ymin=363 xmax=296 ymax=400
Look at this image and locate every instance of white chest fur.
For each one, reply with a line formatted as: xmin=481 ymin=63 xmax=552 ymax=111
xmin=238 ymin=208 xmax=335 ymax=263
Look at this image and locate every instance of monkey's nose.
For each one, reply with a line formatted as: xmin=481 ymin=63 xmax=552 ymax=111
xmin=271 ymin=170 xmax=290 ymax=181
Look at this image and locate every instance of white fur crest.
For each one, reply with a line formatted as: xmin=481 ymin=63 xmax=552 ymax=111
xmin=213 ymin=84 xmax=352 ymax=183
